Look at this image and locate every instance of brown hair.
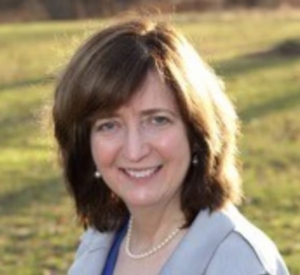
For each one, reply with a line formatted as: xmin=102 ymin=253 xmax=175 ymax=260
xmin=53 ymin=17 xmax=242 ymax=232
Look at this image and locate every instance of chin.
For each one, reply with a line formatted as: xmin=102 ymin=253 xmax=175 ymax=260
xmin=124 ymin=195 xmax=161 ymax=209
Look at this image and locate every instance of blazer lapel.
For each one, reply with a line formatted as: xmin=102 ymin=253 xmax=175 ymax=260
xmin=160 ymin=206 xmax=235 ymax=275
xmin=68 ymin=229 xmax=115 ymax=275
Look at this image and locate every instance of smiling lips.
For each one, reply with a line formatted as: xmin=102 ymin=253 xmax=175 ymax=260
xmin=121 ymin=166 xmax=162 ymax=179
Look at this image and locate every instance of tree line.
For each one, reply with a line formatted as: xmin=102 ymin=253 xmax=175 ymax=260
xmin=0 ymin=0 xmax=299 ymax=21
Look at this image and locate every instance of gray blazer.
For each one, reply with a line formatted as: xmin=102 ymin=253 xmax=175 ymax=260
xmin=68 ymin=205 xmax=289 ymax=275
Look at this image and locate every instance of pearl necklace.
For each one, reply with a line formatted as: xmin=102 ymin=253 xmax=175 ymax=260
xmin=125 ymin=217 xmax=184 ymax=259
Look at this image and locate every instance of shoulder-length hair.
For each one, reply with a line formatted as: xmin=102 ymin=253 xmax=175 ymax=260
xmin=53 ymin=17 xmax=242 ymax=232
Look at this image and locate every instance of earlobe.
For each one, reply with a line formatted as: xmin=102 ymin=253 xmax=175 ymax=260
xmin=191 ymin=143 xmax=200 ymax=165
xmin=192 ymin=154 xmax=198 ymax=165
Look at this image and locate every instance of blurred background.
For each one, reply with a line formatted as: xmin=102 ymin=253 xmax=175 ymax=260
xmin=0 ymin=0 xmax=300 ymax=21
xmin=0 ymin=0 xmax=299 ymax=274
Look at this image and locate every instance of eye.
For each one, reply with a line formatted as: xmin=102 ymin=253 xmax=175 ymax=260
xmin=94 ymin=120 xmax=118 ymax=133
xmin=150 ymin=115 xmax=171 ymax=126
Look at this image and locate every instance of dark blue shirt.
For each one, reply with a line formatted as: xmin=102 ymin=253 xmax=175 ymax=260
xmin=101 ymin=222 xmax=128 ymax=275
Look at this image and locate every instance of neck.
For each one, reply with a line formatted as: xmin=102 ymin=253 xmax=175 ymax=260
xmin=125 ymin=215 xmax=185 ymax=259
xmin=127 ymin=201 xmax=185 ymax=248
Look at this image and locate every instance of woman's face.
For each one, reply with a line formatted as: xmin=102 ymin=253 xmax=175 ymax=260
xmin=90 ymin=71 xmax=191 ymax=211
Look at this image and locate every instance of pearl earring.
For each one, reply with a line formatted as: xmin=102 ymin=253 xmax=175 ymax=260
xmin=94 ymin=171 xmax=101 ymax=178
xmin=192 ymin=155 xmax=198 ymax=165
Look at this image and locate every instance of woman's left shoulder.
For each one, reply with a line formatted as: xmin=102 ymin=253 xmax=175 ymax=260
xmin=206 ymin=205 xmax=290 ymax=275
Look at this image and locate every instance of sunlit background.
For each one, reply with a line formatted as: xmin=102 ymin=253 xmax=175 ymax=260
xmin=0 ymin=1 xmax=300 ymax=274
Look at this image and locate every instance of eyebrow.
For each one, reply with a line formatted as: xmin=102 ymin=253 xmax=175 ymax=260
xmin=139 ymin=108 xmax=178 ymax=118
xmin=95 ymin=108 xmax=178 ymax=121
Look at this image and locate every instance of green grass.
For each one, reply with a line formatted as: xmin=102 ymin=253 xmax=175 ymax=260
xmin=0 ymin=11 xmax=300 ymax=274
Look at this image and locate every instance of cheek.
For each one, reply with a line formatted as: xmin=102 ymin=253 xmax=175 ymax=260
xmin=156 ymin=130 xmax=191 ymax=161
xmin=90 ymin=136 xmax=117 ymax=168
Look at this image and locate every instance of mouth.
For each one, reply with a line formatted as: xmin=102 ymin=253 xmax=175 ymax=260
xmin=120 ymin=165 xmax=162 ymax=179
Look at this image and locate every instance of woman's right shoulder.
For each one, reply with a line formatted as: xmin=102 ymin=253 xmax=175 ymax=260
xmin=74 ymin=228 xmax=97 ymax=257
xmin=74 ymin=227 xmax=113 ymax=258
xmin=67 ymin=228 xmax=115 ymax=275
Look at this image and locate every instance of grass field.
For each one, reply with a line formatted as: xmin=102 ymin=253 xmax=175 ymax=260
xmin=0 ymin=11 xmax=299 ymax=275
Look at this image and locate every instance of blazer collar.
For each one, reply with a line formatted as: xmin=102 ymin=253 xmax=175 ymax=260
xmin=159 ymin=205 xmax=236 ymax=275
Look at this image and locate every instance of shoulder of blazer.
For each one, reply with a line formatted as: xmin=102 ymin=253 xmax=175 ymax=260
xmin=68 ymin=228 xmax=115 ymax=275
xmin=230 ymin=208 xmax=289 ymax=275
xmin=205 ymin=205 xmax=290 ymax=275
xmin=75 ymin=227 xmax=114 ymax=257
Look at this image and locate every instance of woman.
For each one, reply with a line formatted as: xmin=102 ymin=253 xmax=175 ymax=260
xmin=52 ymin=18 xmax=289 ymax=275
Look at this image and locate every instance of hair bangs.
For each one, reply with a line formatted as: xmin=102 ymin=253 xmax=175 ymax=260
xmin=84 ymin=37 xmax=154 ymax=124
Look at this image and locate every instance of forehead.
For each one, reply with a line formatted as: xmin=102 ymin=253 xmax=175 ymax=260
xmin=119 ymin=71 xmax=178 ymax=114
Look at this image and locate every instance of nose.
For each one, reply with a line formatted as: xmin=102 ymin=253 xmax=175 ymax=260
xmin=122 ymin=126 xmax=150 ymax=162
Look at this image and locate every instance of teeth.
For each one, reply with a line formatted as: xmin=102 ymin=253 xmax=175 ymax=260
xmin=124 ymin=167 xmax=158 ymax=178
